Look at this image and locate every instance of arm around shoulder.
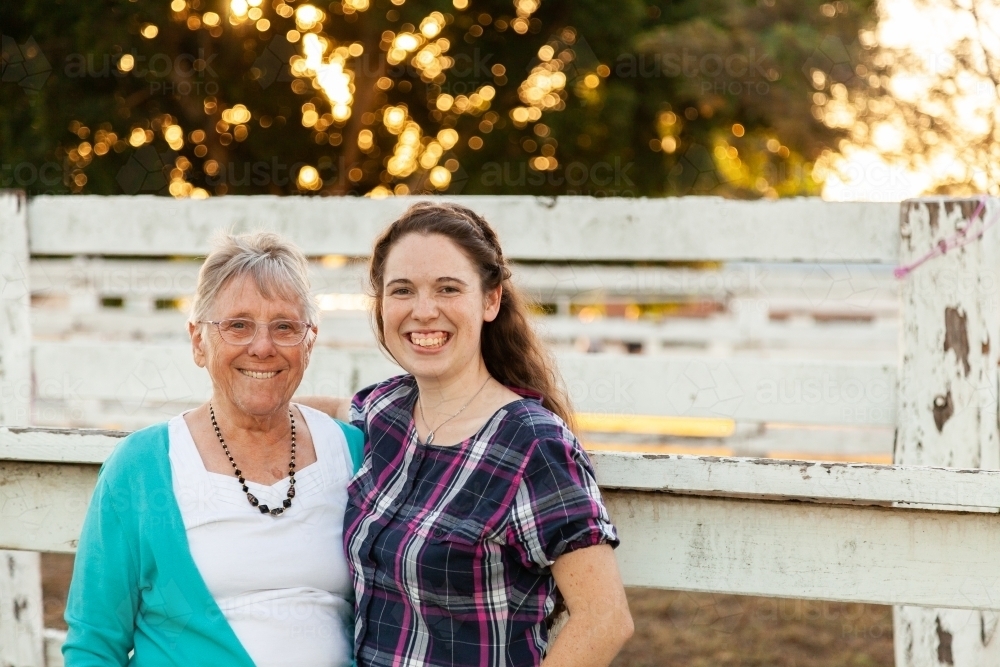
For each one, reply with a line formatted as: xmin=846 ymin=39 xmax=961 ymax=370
xmin=296 ymin=395 xmax=351 ymax=421
xmin=335 ymin=420 xmax=366 ymax=475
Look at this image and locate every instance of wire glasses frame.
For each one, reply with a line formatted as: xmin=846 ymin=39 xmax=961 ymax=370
xmin=199 ymin=318 xmax=314 ymax=347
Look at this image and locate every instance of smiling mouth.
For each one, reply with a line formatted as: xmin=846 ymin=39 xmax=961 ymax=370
xmin=408 ymin=332 xmax=450 ymax=349
xmin=240 ymin=370 xmax=280 ymax=379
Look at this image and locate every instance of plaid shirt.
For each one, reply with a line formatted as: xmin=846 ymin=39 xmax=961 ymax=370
xmin=345 ymin=374 xmax=618 ymax=667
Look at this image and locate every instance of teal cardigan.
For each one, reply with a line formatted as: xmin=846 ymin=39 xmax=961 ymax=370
xmin=63 ymin=419 xmax=365 ymax=667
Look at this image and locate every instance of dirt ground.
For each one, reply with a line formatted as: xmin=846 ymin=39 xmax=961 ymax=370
xmin=43 ymin=554 xmax=894 ymax=665
xmin=610 ymin=588 xmax=894 ymax=667
xmin=42 ymin=554 xmax=74 ymax=630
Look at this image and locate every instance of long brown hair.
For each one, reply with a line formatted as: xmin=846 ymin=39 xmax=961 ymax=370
xmin=368 ymin=201 xmax=574 ymax=427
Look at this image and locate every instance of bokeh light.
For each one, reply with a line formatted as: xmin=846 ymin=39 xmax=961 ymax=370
xmin=297 ymin=165 xmax=322 ymax=190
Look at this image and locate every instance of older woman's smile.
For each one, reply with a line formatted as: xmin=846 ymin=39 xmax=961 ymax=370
xmin=238 ymin=369 xmax=283 ymax=379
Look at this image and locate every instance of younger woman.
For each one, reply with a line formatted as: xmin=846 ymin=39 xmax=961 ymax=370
xmin=309 ymin=201 xmax=632 ymax=667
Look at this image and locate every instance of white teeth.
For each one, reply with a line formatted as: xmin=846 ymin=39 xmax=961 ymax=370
xmin=410 ymin=333 xmax=447 ymax=348
xmin=240 ymin=370 xmax=278 ymax=379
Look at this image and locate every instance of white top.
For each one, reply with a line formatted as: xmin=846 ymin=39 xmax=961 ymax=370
xmin=168 ymin=405 xmax=354 ymax=667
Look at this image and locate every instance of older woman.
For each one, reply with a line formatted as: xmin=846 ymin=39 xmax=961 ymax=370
xmin=304 ymin=201 xmax=632 ymax=667
xmin=63 ymin=232 xmax=364 ymax=667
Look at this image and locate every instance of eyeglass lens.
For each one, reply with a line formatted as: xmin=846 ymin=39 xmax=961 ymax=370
xmin=217 ymin=319 xmax=307 ymax=345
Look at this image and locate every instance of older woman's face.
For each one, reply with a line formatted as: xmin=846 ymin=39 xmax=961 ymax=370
xmin=190 ymin=275 xmax=315 ymax=418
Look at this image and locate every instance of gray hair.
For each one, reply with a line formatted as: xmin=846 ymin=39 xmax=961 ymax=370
xmin=190 ymin=231 xmax=318 ymax=325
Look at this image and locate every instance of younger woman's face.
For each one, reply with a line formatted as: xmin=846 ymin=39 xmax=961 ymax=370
xmin=381 ymin=233 xmax=501 ymax=383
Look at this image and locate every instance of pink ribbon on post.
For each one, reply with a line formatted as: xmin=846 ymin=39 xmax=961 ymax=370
xmin=894 ymin=196 xmax=997 ymax=279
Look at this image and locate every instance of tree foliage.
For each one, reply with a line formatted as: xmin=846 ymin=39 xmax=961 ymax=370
xmin=1 ymin=0 xmax=881 ymax=198
xmin=844 ymin=0 xmax=1000 ymax=195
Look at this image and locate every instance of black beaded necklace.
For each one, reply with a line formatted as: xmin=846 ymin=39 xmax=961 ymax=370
xmin=209 ymin=403 xmax=296 ymax=516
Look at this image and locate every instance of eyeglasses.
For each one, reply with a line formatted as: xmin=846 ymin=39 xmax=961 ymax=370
xmin=199 ymin=319 xmax=313 ymax=347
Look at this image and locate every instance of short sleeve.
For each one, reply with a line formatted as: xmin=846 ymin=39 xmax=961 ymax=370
xmin=507 ymin=435 xmax=619 ymax=570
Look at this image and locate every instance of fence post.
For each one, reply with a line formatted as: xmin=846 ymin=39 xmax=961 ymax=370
xmin=0 ymin=190 xmax=44 ymax=667
xmin=895 ymin=197 xmax=1000 ymax=666
xmin=0 ymin=190 xmax=31 ymax=424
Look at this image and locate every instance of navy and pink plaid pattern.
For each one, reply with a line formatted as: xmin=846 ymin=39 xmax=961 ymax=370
xmin=345 ymin=374 xmax=618 ymax=667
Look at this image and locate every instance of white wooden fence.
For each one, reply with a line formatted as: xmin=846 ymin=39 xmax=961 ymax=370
xmin=1 ymin=192 xmax=997 ymax=667
xmin=25 ymin=195 xmax=902 ymax=460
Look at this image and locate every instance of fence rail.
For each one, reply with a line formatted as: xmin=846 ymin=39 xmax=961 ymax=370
xmin=26 ymin=195 xmax=900 ymax=262
xmin=4 ymin=426 xmax=1000 ymax=614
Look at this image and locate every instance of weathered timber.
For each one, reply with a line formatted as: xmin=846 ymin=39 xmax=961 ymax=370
xmin=27 ymin=196 xmax=899 ymax=262
xmin=895 ymin=197 xmax=1000 ymax=666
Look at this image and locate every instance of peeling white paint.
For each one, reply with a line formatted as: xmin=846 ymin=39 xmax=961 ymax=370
xmin=895 ymin=197 xmax=1000 ymax=667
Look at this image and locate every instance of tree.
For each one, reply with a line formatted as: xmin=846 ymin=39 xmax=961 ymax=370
xmin=1 ymin=0 xmax=881 ymax=199
xmin=838 ymin=0 xmax=1000 ymax=195
xmin=627 ymin=0 xmax=887 ymax=198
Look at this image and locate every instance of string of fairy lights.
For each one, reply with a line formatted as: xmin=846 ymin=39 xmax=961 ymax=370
xmin=62 ymin=0 xmax=609 ymax=197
